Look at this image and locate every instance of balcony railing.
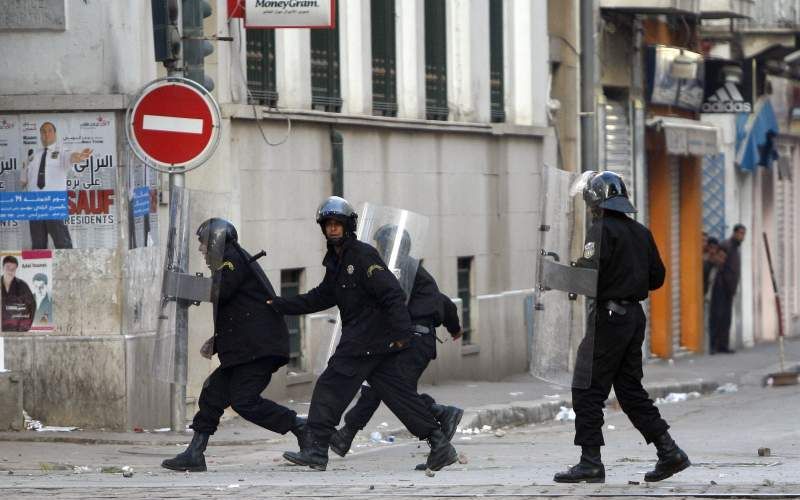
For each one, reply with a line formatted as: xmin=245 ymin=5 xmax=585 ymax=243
xmin=737 ymin=0 xmax=800 ymax=30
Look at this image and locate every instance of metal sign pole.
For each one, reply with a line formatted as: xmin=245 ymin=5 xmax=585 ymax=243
xmin=131 ymin=3 xmax=221 ymax=434
xmin=167 ymin=1 xmax=187 ymax=434
xmin=169 ymin=173 xmax=187 ymax=433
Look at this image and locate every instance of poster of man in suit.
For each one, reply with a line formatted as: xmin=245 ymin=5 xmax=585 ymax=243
xmin=0 ymin=113 xmax=117 ymax=250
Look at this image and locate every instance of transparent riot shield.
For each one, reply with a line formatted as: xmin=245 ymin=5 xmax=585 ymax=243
xmin=153 ymin=186 xmax=223 ymax=384
xmin=359 ymin=203 xmax=429 ymax=299
xmin=312 ymin=204 xmax=429 ymax=375
xmin=530 ymin=168 xmax=602 ymax=389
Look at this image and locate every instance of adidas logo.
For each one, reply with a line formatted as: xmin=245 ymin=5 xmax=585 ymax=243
xmin=702 ymin=83 xmax=752 ymax=112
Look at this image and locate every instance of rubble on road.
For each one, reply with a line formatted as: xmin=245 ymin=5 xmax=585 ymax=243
xmin=555 ymin=406 xmax=576 ymax=421
xmin=715 ymin=383 xmax=739 ymax=394
xmin=654 ymin=392 xmax=701 ymax=405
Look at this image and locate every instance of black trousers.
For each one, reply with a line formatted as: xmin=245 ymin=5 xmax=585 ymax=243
xmin=709 ymin=289 xmax=734 ymax=352
xmin=343 ymin=334 xmax=437 ymax=430
xmin=572 ymin=302 xmax=669 ymax=447
xmin=307 ymin=348 xmax=440 ymax=446
xmin=191 ymin=356 xmax=297 ymax=436
xmin=29 ymin=220 xmax=73 ymax=249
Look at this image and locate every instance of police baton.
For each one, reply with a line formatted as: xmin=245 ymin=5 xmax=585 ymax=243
xmin=248 ymin=250 xmax=267 ymax=263
xmin=244 ymin=248 xmax=277 ymax=300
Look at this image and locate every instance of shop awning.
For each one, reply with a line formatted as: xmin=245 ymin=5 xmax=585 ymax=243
xmin=735 ymin=98 xmax=779 ymax=172
xmin=646 ymin=116 xmax=721 ymax=156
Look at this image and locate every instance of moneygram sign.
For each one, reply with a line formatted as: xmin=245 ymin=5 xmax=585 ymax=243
xmin=245 ymin=0 xmax=335 ymax=29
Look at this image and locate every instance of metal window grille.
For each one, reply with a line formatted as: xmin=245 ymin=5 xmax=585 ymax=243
xmin=457 ymin=256 xmax=473 ymax=344
xmin=489 ymin=0 xmax=505 ymax=122
xmin=702 ymin=153 xmax=726 ymax=240
xmin=281 ymin=269 xmax=304 ymax=369
xmin=425 ymin=0 xmax=448 ymax=120
xmin=246 ymin=28 xmax=278 ymax=107
xmin=372 ymin=0 xmax=398 ymax=116
xmin=311 ymin=3 xmax=342 ymax=112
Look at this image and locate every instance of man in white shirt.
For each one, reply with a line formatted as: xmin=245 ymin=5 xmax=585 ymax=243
xmin=32 ymin=273 xmax=53 ymax=326
xmin=20 ymin=121 xmax=91 ymax=249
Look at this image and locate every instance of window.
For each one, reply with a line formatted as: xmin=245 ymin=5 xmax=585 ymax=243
xmin=489 ymin=0 xmax=505 ymax=122
xmin=246 ymin=29 xmax=278 ymax=107
xmin=371 ymin=0 xmax=398 ymax=116
xmin=424 ymin=0 xmax=448 ymax=120
xmin=281 ymin=269 xmax=304 ymax=369
xmin=311 ymin=3 xmax=342 ymax=112
xmin=457 ymin=257 xmax=473 ymax=344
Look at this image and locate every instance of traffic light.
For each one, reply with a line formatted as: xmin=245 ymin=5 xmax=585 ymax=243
xmin=183 ymin=0 xmax=215 ymax=91
xmin=151 ymin=0 xmax=181 ymax=68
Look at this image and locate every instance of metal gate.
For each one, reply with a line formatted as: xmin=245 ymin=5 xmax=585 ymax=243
xmin=604 ymin=101 xmax=634 ymax=197
xmin=670 ymin=156 xmax=682 ymax=355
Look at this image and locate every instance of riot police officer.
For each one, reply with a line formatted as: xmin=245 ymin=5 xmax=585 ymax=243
xmin=328 ymin=224 xmax=464 ymax=465
xmin=553 ymin=172 xmax=691 ymax=483
xmin=268 ymin=197 xmax=458 ymax=472
xmin=161 ymin=218 xmax=306 ymax=472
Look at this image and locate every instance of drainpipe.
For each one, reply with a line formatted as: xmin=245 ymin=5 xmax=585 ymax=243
xmin=330 ymin=128 xmax=344 ymax=197
xmin=632 ymin=15 xmax=648 ymax=224
xmin=580 ymin=0 xmax=597 ymax=173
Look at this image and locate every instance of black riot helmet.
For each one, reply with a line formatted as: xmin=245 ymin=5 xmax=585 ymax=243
xmin=316 ymin=196 xmax=358 ymax=242
xmin=373 ymin=224 xmax=412 ymax=259
xmin=582 ymin=171 xmax=637 ymax=214
xmin=196 ymin=218 xmax=238 ymax=268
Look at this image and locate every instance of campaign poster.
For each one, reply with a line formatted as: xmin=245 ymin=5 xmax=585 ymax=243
xmin=127 ymin=148 xmax=160 ymax=249
xmin=0 ymin=113 xmax=118 ymax=250
xmin=0 ymin=250 xmax=54 ymax=333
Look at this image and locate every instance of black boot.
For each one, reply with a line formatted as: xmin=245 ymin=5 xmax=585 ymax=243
xmin=161 ymin=432 xmax=209 ymax=472
xmin=644 ymin=432 xmax=691 ymax=482
xmin=423 ymin=429 xmax=458 ymax=471
xmin=431 ymin=404 xmax=464 ymax=441
xmin=553 ymin=446 xmax=605 ymax=483
xmin=283 ymin=438 xmax=329 ymax=471
xmin=329 ymin=425 xmax=358 ymax=458
xmin=290 ymin=416 xmax=308 ymax=450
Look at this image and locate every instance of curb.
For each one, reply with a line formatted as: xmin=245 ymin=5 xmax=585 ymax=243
xmin=383 ymin=378 xmax=721 ymax=440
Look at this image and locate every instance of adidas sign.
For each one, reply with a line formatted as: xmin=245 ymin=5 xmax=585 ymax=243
xmin=702 ymin=82 xmax=752 ymax=113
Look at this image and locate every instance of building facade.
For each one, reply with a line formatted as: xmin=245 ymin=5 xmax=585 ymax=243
xmin=0 ymin=0 xmax=554 ymax=429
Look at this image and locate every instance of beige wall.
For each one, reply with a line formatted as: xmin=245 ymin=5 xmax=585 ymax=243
xmin=547 ymin=0 xmax=579 ymax=171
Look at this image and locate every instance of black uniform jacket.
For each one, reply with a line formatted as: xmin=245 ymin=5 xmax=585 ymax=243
xmin=715 ymin=237 xmax=741 ymax=298
xmin=407 ymin=264 xmax=461 ymax=359
xmin=408 ymin=265 xmax=461 ymax=334
xmin=579 ymin=211 xmax=666 ymax=301
xmin=212 ymin=243 xmax=290 ymax=368
xmin=271 ymin=238 xmax=413 ymax=357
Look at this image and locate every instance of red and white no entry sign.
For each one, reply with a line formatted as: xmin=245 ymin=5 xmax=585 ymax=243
xmin=126 ymin=78 xmax=221 ymax=172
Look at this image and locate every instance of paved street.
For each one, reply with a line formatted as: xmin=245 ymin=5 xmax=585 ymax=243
xmin=0 ymin=344 xmax=798 ymax=499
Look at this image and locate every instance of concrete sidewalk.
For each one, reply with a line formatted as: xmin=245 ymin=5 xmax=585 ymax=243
xmin=1 ymin=338 xmax=797 ymax=447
